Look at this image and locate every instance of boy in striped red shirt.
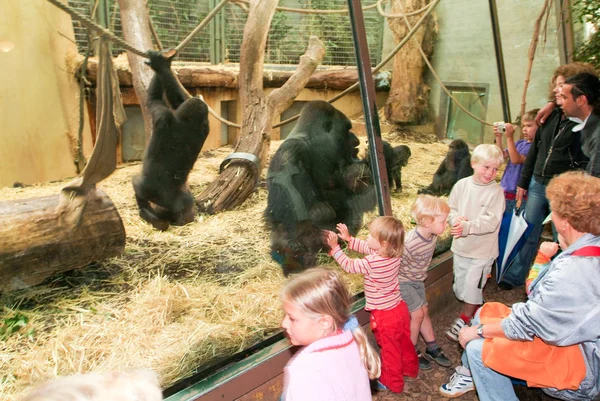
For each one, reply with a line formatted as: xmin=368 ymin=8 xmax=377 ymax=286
xmin=324 ymin=216 xmax=418 ymax=393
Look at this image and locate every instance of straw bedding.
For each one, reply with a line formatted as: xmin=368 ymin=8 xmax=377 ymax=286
xmin=0 ymin=128 xmax=449 ymax=400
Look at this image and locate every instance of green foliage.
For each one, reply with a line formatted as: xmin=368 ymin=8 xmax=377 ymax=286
xmin=0 ymin=312 xmax=31 ymax=340
xmin=572 ymin=0 xmax=600 ymax=69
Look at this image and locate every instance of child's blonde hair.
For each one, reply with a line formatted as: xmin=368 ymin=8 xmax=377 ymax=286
xmin=411 ymin=195 xmax=450 ymax=226
xmin=281 ymin=268 xmax=381 ymax=379
xmin=18 ymin=370 xmax=162 ymax=401
xmin=522 ymin=108 xmax=540 ymax=123
xmin=471 ymin=144 xmax=504 ymax=166
xmin=369 ymin=216 xmax=405 ymax=258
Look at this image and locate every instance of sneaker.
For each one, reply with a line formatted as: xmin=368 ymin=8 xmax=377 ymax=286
xmin=372 ymin=380 xmax=389 ymax=391
xmin=418 ymin=351 xmax=432 ymax=370
xmin=445 ymin=318 xmax=466 ymax=342
xmin=425 ymin=347 xmax=452 ymax=367
xmin=439 ymin=366 xmax=475 ymax=398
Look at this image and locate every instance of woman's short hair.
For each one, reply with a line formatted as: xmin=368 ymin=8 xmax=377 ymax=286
xmin=548 ymin=62 xmax=598 ymax=100
xmin=546 ymin=171 xmax=600 ymax=235
xmin=411 ymin=194 xmax=450 ymax=226
xmin=471 ymin=144 xmax=504 ymax=166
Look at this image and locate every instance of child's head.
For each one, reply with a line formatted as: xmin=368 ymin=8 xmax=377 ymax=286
xmin=411 ymin=195 xmax=450 ymax=236
xmin=521 ymin=108 xmax=539 ymax=142
xmin=281 ymin=267 xmax=350 ymax=346
xmin=18 ymin=370 xmax=162 ymax=401
xmin=470 ymin=144 xmax=504 ymax=185
xmin=367 ymin=216 xmax=405 ymax=258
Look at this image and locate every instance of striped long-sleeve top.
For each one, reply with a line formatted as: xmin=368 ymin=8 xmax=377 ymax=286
xmin=398 ymin=228 xmax=437 ymax=283
xmin=329 ymin=237 xmax=401 ymax=311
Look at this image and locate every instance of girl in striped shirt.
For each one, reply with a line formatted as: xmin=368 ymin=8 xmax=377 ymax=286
xmin=324 ymin=216 xmax=418 ymax=393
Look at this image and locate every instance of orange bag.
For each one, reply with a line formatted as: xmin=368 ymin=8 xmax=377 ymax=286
xmin=479 ymin=302 xmax=586 ymax=390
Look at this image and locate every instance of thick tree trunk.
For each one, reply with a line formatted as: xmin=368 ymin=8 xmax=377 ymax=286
xmin=118 ymin=0 xmax=154 ymax=142
xmin=385 ymin=0 xmax=437 ymax=123
xmin=0 ymin=190 xmax=125 ymax=292
xmin=196 ymin=1 xmax=325 ymax=214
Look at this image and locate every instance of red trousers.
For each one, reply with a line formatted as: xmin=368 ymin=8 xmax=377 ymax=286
xmin=370 ymin=301 xmax=418 ymax=393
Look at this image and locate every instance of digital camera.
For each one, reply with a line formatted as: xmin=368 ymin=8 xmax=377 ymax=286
xmin=494 ymin=122 xmax=506 ymax=134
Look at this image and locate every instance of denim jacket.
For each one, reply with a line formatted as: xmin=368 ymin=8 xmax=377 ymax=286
xmin=502 ymin=233 xmax=600 ymax=400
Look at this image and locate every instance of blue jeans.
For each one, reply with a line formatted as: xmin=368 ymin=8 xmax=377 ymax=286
xmin=504 ymin=198 xmax=526 ymax=215
xmin=501 ymin=177 xmax=549 ymax=287
xmin=460 ymin=312 xmax=519 ymax=401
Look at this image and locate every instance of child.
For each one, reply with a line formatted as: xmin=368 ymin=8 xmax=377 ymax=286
xmin=399 ymin=195 xmax=452 ymax=371
xmin=280 ymin=267 xmax=380 ymax=401
xmin=18 ymin=370 xmax=162 ymax=401
xmin=494 ymin=109 xmax=540 ymax=212
xmin=324 ymin=216 xmax=418 ymax=393
xmin=445 ymin=144 xmax=505 ymax=342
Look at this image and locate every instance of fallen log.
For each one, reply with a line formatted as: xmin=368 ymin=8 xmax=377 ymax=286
xmin=79 ymin=56 xmax=391 ymax=90
xmin=0 ymin=189 xmax=125 ymax=292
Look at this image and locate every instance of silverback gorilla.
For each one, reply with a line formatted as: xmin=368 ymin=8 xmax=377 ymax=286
xmin=418 ymin=139 xmax=472 ymax=196
xmin=265 ymin=101 xmax=376 ymax=275
xmin=132 ymin=51 xmax=209 ymax=231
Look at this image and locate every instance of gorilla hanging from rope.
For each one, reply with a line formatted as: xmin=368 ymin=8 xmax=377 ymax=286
xmin=132 ymin=50 xmax=209 ymax=231
xmin=265 ymin=101 xmax=380 ymax=275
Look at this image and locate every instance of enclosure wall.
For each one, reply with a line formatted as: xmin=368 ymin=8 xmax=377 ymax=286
xmin=0 ymin=0 xmax=93 ymax=189
xmin=423 ymin=0 xmax=562 ymax=142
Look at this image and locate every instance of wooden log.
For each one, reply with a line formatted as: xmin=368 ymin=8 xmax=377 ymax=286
xmin=0 ymin=190 xmax=125 ymax=292
xmin=81 ymin=56 xmax=390 ymax=90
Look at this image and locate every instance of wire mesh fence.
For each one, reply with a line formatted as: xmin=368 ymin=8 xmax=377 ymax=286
xmin=69 ymin=0 xmax=384 ymax=66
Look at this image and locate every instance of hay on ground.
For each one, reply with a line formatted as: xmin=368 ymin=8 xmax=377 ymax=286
xmin=0 ymin=131 xmax=450 ymax=400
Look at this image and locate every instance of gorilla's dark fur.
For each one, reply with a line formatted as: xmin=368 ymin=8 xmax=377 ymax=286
xmin=418 ymin=139 xmax=473 ymax=196
xmin=132 ymin=51 xmax=209 ymax=231
xmin=265 ymin=101 xmax=377 ymax=275
xmin=366 ymin=142 xmax=412 ymax=191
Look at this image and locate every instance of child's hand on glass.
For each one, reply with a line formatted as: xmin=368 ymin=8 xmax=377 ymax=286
xmin=336 ymin=223 xmax=351 ymax=242
xmin=324 ymin=230 xmax=339 ymax=250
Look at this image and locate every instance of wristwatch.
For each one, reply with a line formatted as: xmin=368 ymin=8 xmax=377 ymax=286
xmin=476 ymin=324 xmax=485 ymax=339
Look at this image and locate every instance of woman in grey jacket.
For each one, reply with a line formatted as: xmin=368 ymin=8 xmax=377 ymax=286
xmin=439 ymin=171 xmax=600 ymax=401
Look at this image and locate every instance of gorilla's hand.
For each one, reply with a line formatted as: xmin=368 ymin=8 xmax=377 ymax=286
xmin=309 ymin=201 xmax=336 ymax=223
xmin=145 ymin=50 xmax=173 ymax=72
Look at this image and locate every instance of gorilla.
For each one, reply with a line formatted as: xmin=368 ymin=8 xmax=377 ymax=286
xmin=265 ymin=101 xmax=376 ymax=275
xmin=418 ymin=139 xmax=473 ymax=196
xmin=132 ymin=51 xmax=209 ymax=231
xmin=366 ymin=141 xmax=412 ymax=191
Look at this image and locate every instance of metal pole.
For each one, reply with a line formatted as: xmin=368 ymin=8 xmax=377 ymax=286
xmin=346 ymin=0 xmax=392 ymax=217
xmin=488 ymin=0 xmax=511 ymax=123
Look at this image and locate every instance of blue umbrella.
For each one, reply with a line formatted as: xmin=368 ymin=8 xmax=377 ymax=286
xmin=496 ymin=208 xmax=535 ymax=283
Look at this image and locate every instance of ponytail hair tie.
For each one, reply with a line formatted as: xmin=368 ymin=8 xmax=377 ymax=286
xmin=343 ymin=315 xmax=359 ymax=332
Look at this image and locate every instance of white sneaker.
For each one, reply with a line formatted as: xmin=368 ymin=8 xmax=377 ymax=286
xmin=439 ymin=366 xmax=475 ymax=398
xmin=445 ymin=317 xmax=466 ymax=342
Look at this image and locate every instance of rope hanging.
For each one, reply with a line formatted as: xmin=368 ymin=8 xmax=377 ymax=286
xmin=232 ymin=0 xmax=379 ymax=14
xmin=45 ymin=0 xmax=147 ymax=58
xmin=395 ymin=0 xmax=494 ymax=126
xmin=47 ymin=0 xmax=496 ymax=129
xmin=273 ymin=0 xmax=441 ymax=129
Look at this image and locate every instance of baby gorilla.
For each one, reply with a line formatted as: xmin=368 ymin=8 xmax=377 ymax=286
xmin=387 ymin=144 xmax=411 ymax=191
xmin=418 ymin=139 xmax=472 ymax=196
xmin=365 ymin=141 xmax=412 ymax=191
xmin=132 ymin=50 xmax=209 ymax=231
